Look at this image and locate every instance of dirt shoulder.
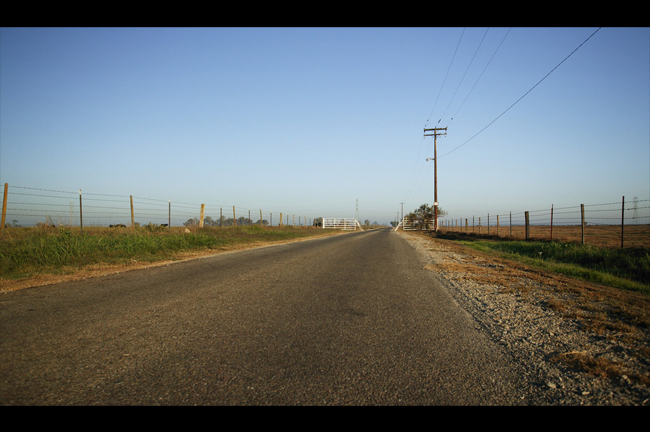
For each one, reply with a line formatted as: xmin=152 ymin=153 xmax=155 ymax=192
xmin=398 ymin=229 xmax=650 ymax=406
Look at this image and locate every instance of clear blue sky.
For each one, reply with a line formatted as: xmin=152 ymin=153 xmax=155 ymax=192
xmin=1 ymin=27 xmax=648 ymax=226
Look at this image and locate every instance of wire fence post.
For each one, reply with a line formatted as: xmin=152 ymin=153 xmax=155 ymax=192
xmin=199 ymin=204 xmax=205 ymax=228
xmin=130 ymin=195 xmax=135 ymax=228
xmin=621 ymin=196 xmax=625 ymax=249
xmin=550 ymin=204 xmax=554 ymax=241
xmin=581 ymin=204 xmax=585 ymax=245
xmin=1 ymin=183 xmax=8 ymax=237
xmin=168 ymin=199 xmax=171 ymax=228
xmin=233 ymin=206 xmax=236 ymax=227
xmin=525 ymin=211 xmax=530 ymax=240
xmin=79 ymin=189 xmax=83 ymax=233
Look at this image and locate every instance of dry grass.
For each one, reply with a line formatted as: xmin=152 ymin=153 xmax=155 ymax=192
xmin=406 ymin=230 xmax=650 ymax=387
xmin=442 ymin=224 xmax=650 ymax=248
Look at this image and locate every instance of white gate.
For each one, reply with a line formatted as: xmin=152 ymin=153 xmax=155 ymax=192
xmin=322 ymin=218 xmax=363 ymax=231
xmin=394 ymin=217 xmax=434 ymax=231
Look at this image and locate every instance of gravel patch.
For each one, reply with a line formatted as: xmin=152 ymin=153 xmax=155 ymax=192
xmin=399 ymin=230 xmax=650 ymax=406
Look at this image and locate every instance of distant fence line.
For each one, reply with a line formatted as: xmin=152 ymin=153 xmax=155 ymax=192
xmin=0 ymin=183 xmax=318 ymax=235
xmin=438 ymin=197 xmax=650 ymax=248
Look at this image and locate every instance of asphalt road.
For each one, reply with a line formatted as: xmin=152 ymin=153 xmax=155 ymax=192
xmin=1 ymin=228 xmax=530 ymax=405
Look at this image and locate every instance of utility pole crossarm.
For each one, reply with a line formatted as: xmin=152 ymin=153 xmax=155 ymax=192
xmin=423 ymin=127 xmax=447 ymax=137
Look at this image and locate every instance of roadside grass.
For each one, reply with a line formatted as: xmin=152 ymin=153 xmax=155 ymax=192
xmin=433 ymin=232 xmax=650 ymax=295
xmin=0 ymin=224 xmax=339 ymax=283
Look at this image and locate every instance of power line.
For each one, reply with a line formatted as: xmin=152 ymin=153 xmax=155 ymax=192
xmin=424 ymin=28 xmax=465 ymax=130
xmin=445 ymin=27 xmax=511 ymax=128
xmin=439 ymin=27 xmax=601 ymax=159
xmin=437 ymin=28 xmax=490 ymax=126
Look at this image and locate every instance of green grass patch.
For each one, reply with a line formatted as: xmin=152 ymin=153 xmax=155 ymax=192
xmin=437 ymin=233 xmax=650 ymax=295
xmin=0 ymin=225 xmax=337 ymax=282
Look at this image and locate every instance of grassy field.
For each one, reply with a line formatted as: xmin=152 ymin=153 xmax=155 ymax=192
xmin=0 ymin=224 xmax=347 ymax=289
xmin=433 ymin=229 xmax=650 ymax=295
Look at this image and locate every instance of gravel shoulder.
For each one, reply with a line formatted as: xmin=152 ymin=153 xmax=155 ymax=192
xmin=398 ymin=230 xmax=650 ymax=406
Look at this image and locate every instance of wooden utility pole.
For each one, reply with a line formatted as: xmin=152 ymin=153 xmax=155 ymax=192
xmin=424 ymin=127 xmax=447 ymax=231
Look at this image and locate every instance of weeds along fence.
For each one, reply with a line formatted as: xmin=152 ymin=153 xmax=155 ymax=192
xmin=0 ymin=184 xmax=317 ymax=235
xmin=439 ymin=197 xmax=650 ymax=249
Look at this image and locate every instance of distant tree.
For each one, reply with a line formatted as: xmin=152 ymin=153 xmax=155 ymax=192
xmin=407 ymin=203 xmax=447 ymax=230
xmin=203 ymin=216 xmax=215 ymax=227
xmin=364 ymin=219 xmax=370 ymax=226
xmin=313 ymin=217 xmax=323 ymax=227
xmin=183 ymin=217 xmax=200 ymax=227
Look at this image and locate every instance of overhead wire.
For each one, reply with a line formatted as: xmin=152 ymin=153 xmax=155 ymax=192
xmin=424 ymin=28 xmax=465 ymax=130
xmin=438 ymin=27 xmax=602 ymax=159
xmin=444 ymin=27 xmax=511 ymax=129
xmin=437 ymin=27 xmax=490 ymax=126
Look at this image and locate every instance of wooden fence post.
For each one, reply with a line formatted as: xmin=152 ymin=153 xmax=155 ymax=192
xmin=130 ymin=195 xmax=135 ymax=228
xmin=581 ymin=204 xmax=585 ymax=245
xmin=168 ymin=199 xmax=171 ymax=228
xmin=199 ymin=204 xmax=205 ymax=228
xmin=280 ymin=212 xmax=283 ymax=226
xmin=233 ymin=206 xmax=236 ymax=226
xmin=550 ymin=204 xmax=554 ymax=241
xmin=509 ymin=211 xmax=512 ymax=238
xmin=525 ymin=211 xmax=530 ymax=240
xmin=621 ymin=196 xmax=625 ymax=249
xmin=79 ymin=189 xmax=83 ymax=233
xmin=1 ymin=183 xmax=8 ymax=237
xmin=260 ymin=209 xmax=263 ymax=227
xmin=497 ymin=215 xmax=499 ymax=237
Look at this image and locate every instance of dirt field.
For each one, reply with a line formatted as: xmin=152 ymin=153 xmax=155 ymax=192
xmin=439 ymin=224 xmax=650 ymax=248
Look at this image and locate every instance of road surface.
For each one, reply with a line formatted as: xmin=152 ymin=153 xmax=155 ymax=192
xmin=1 ymin=228 xmax=530 ymax=405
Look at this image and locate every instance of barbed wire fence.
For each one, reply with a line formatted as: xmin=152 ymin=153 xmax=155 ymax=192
xmin=0 ymin=183 xmax=317 ymax=235
xmin=439 ymin=197 xmax=650 ymax=248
